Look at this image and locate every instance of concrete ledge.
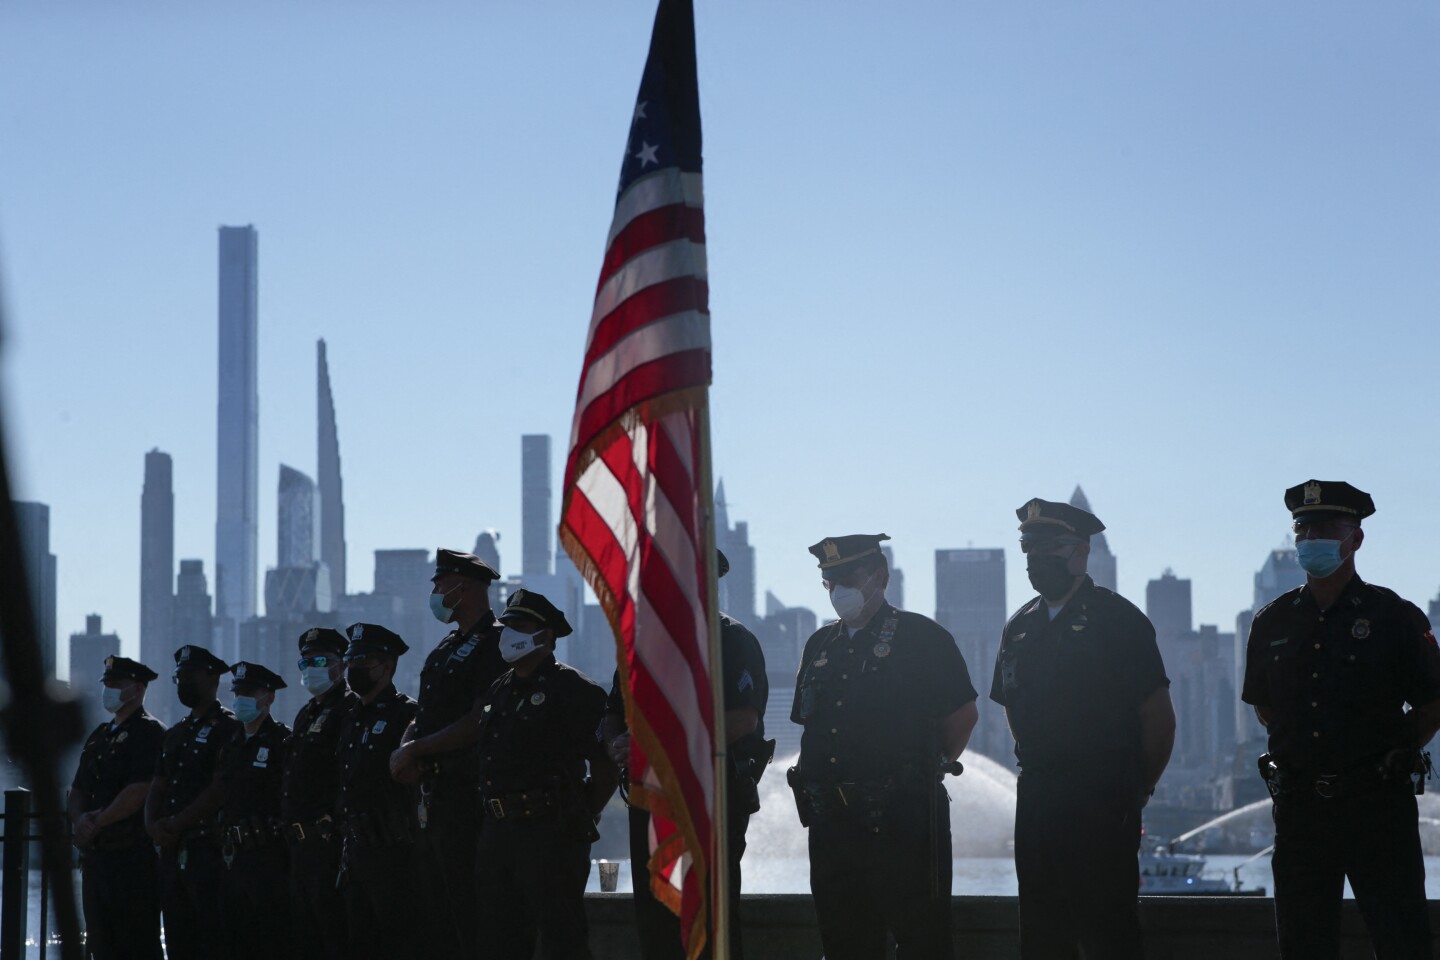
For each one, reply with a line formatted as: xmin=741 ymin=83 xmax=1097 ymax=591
xmin=585 ymin=894 xmax=1440 ymax=959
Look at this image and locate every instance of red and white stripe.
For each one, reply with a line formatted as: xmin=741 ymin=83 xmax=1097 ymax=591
xmin=561 ymin=164 xmax=716 ymax=955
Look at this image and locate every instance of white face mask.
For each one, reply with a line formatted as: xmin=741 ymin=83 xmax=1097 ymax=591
xmin=301 ymin=665 xmax=336 ymax=696
xmin=829 ymin=585 xmax=866 ymax=623
xmin=101 ymin=686 xmax=127 ymax=714
xmin=499 ymin=626 xmax=543 ymax=663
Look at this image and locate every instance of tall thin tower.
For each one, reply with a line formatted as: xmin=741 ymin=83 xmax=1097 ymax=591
xmin=521 ymin=435 xmax=552 ymax=577
xmin=140 ymin=449 xmax=175 ymax=671
xmin=317 ymin=339 xmax=347 ymax=596
xmin=215 ymin=225 xmax=259 ymax=653
xmin=1070 ymin=485 xmax=1117 ymax=593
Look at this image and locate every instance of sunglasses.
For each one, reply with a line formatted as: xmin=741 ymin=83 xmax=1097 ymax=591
xmin=297 ymin=655 xmax=342 ymax=670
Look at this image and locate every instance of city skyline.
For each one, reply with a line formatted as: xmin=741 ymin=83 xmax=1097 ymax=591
xmin=3 ymin=2 xmax=1437 ymax=672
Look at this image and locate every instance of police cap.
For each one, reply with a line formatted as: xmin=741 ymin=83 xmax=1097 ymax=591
xmin=173 ymin=644 xmax=229 ymax=676
xmin=1285 ymin=479 xmax=1375 ymax=523
xmin=297 ymin=627 xmax=347 ymax=656
xmin=433 ymin=548 xmax=500 ymax=583
xmin=103 ymin=656 xmax=158 ymax=683
xmin=229 ymin=661 xmax=288 ymax=692
xmin=1015 ymin=498 xmax=1105 ymax=542
xmin=808 ymin=534 xmax=891 ymax=581
xmin=499 ymin=589 xmax=573 ymax=638
xmin=344 ymin=623 xmax=409 ymax=659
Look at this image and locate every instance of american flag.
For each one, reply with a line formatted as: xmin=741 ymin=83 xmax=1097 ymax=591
xmin=558 ymin=0 xmax=718 ymax=957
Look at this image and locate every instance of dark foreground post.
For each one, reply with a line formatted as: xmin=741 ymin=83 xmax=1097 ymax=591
xmin=1 ymin=788 xmax=31 ymax=960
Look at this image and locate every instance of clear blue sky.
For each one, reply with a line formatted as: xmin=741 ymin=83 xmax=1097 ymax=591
xmin=2 ymin=1 xmax=1437 ymax=673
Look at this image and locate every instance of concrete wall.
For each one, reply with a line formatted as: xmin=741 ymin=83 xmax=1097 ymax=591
xmin=585 ymin=894 xmax=1440 ymax=959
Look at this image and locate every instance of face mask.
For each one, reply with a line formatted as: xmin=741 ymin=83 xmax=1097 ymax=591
xmin=347 ymin=665 xmax=380 ymax=697
xmin=301 ymin=665 xmax=336 ymax=696
xmin=829 ymin=585 xmax=867 ymax=623
xmin=429 ymin=591 xmax=457 ymax=624
xmin=233 ymin=696 xmax=265 ymax=725
xmin=499 ymin=627 xmax=542 ymax=663
xmin=176 ymin=680 xmax=203 ymax=708
xmin=101 ymin=686 xmax=126 ymax=714
xmin=1026 ymin=554 xmax=1075 ymax=602
xmin=1297 ymin=537 xmax=1349 ymax=579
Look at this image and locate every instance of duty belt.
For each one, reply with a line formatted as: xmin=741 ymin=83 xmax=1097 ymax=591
xmin=484 ymin=786 xmax=563 ymax=821
xmin=224 ymin=818 xmax=283 ymax=850
xmin=1259 ymin=753 xmax=1417 ymax=801
xmin=285 ymin=814 xmax=337 ymax=844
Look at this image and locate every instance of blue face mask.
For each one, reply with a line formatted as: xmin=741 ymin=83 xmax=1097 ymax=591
xmin=1297 ymin=538 xmax=1348 ymax=579
xmin=233 ymin=695 xmax=265 ymax=725
xmin=101 ymin=686 xmax=126 ymax=714
xmin=429 ymin=592 xmax=457 ymax=624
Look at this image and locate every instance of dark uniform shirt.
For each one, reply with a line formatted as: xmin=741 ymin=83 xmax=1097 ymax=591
xmin=414 ymin=620 xmax=505 ymax=743
xmin=793 ymin=603 xmax=977 ymax=782
xmin=215 ymin=714 xmax=292 ymax=826
xmin=282 ymin=684 xmax=360 ymax=823
xmin=72 ymin=708 xmax=167 ymax=845
xmin=607 ymin=615 xmax=770 ymax=766
xmin=991 ymin=576 xmax=1167 ymax=788
xmin=1242 ymin=576 xmax=1440 ymax=773
xmin=154 ymin=700 xmax=243 ymax=820
xmin=336 ymin=684 xmax=418 ymax=823
xmin=478 ymin=655 xmax=607 ymax=796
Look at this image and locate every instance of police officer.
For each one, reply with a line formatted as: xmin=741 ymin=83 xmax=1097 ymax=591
xmin=603 ymin=550 xmax=772 ymax=960
xmin=210 ymin=661 xmax=293 ymax=959
xmin=791 ymin=534 xmax=979 ymax=960
xmin=475 ymin=589 xmax=617 ymax=960
xmin=388 ymin=548 xmax=505 ymax=957
xmin=335 ymin=623 xmax=420 ymax=960
xmin=993 ymin=499 xmax=1174 ymax=958
xmin=1243 ymin=480 xmax=1440 ymax=959
xmin=282 ymin=627 xmax=357 ymax=960
xmin=69 ymin=655 xmax=167 ymax=960
xmin=146 ymin=644 xmax=243 ymax=960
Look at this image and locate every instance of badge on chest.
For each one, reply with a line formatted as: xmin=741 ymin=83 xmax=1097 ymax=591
xmin=254 ymin=746 xmax=270 ymax=768
xmin=195 ymin=725 xmax=212 ymax=744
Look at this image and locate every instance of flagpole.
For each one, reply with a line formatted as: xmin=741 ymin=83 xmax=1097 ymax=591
xmin=697 ymin=402 xmax=730 ymax=960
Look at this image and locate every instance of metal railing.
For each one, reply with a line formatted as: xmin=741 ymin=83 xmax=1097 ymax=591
xmin=0 ymin=787 xmax=67 ymax=960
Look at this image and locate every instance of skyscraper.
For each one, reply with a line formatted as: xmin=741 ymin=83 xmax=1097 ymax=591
xmin=277 ymin=465 xmax=318 ymax=568
xmin=1145 ymin=569 xmax=1192 ymax=647
xmin=13 ymin=501 xmax=58 ymax=677
xmin=1069 ymin=485 xmax=1117 ymax=592
xmin=934 ymin=548 xmax=1007 ymax=762
xmin=215 ymin=225 xmax=260 ymax=656
xmin=69 ymin=615 xmax=121 ymax=725
xmin=521 ymin=435 xmax=553 ymax=577
xmin=714 ymin=480 xmax=757 ymax=622
xmin=173 ymin=559 xmax=214 ymax=648
xmin=317 ymin=339 xmax=347 ymax=597
xmin=167 ymin=559 xmax=214 ymax=723
xmin=140 ymin=450 xmax=175 ymax=679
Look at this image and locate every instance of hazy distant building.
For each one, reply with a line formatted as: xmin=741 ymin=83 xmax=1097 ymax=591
xmin=1430 ymin=588 xmax=1440 ymax=625
xmin=317 ymin=339 xmax=347 ymax=597
xmin=371 ymin=548 xmax=435 ymax=693
xmin=934 ymin=548 xmax=1008 ymax=763
xmin=13 ymin=501 xmax=58 ymax=678
xmin=173 ymin=559 xmax=214 ymax=648
xmin=522 ymin=435 xmax=553 ymax=577
xmin=1070 ymin=486 xmax=1116 ymax=593
xmin=715 ymin=480 xmax=757 ymax=622
xmin=140 ymin=450 xmax=175 ymax=684
xmin=215 ymin=225 xmax=260 ymax=658
xmin=69 ymin=615 xmax=121 ymax=726
xmin=474 ymin=530 xmax=501 ymax=575
xmin=881 ymin=546 xmax=905 ymax=610
xmin=1146 ymin=569 xmax=1192 ymax=647
xmin=277 ymin=465 xmax=318 ymax=568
